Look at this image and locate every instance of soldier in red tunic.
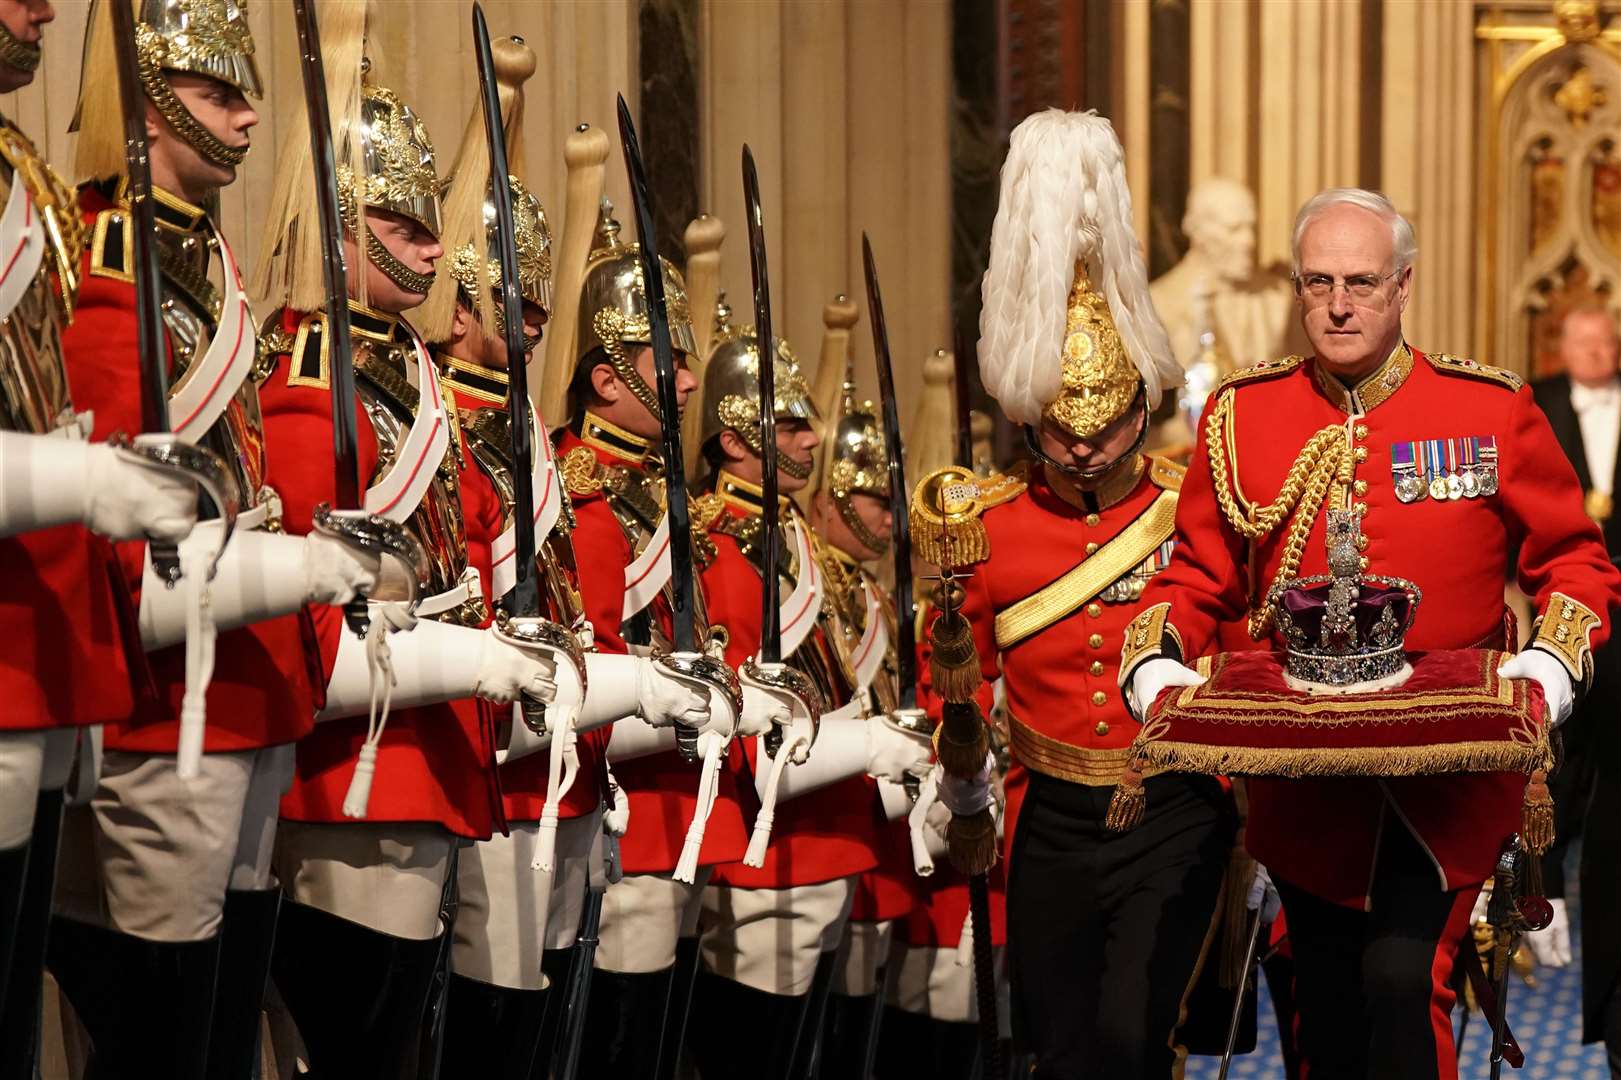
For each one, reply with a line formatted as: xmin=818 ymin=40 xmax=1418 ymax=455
xmin=549 ymin=195 xmax=784 ymax=1077
xmin=913 ymin=110 xmax=1236 ymax=1079
xmin=414 ymin=43 xmax=716 ymax=1075
xmin=685 ymin=304 xmax=932 ymax=1079
xmin=0 ymin=2 xmax=202 ymax=1071
xmin=42 ymin=5 xmax=397 ymax=1076
xmin=244 ymin=13 xmax=561 ymax=1074
xmin=1123 ymin=186 xmax=1621 ymax=1079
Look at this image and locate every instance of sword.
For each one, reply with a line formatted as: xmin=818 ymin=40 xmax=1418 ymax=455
xmin=105 ymin=0 xmax=236 ymax=586
xmin=290 ymin=0 xmax=425 ymax=634
xmin=1217 ymin=910 xmax=1265 ymax=1080
xmin=741 ymin=146 xmax=783 ymax=663
xmin=471 ymin=4 xmax=576 ymax=739
xmin=867 ymin=234 xmax=998 ymax=1076
xmin=952 ymin=327 xmax=975 ymax=474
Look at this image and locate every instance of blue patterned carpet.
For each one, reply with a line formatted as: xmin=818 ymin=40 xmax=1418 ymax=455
xmin=1186 ymin=858 xmax=1610 ymax=1080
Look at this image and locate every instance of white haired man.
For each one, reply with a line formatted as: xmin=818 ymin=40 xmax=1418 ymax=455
xmin=1124 ymin=187 xmax=1621 ymax=1079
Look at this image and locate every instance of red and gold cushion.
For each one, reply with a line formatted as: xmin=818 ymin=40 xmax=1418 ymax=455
xmin=1136 ymin=649 xmax=1549 ymax=779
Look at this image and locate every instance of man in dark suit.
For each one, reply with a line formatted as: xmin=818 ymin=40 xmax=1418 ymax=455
xmin=1531 ymin=304 xmax=1621 ymax=1073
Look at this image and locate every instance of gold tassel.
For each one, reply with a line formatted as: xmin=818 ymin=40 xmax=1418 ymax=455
xmin=1104 ymin=753 xmax=1148 ymax=833
xmin=1522 ymin=767 xmax=1555 ymax=857
xmin=929 ymin=609 xmax=982 ymax=704
xmin=946 ymin=806 xmax=998 ymax=876
xmin=934 ymin=700 xmax=990 ymax=780
xmin=913 ymin=515 xmax=988 ymax=569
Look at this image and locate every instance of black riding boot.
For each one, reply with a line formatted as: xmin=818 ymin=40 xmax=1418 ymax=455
xmin=874 ymin=1006 xmax=982 ymax=1080
xmin=576 ymin=967 xmax=675 ymax=1078
xmin=270 ymin=899 xmax=441 ymax=1080
xmin=0 ymin=788 xmax=63 ymax=1078
xmin=530 ymin=946 xmax=576 ymax=1077
xmin=47 ymin=915 xmax=221 ymax=1079
xmin=686 ymin=969 xmax=812 ymax=1080
xmin=788 ymin=950 xmax=838 ymax=1078
xmin=819 ymin=991 xmax=885 ymax=1079
xmin=206 ymin=887 xmax=282 ymax=1079
xmin=442 ymin=974 xmax=549 ymax=1078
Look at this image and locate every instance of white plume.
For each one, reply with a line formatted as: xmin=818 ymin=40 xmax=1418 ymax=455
xmin=978 ymin=110 xmax=1180 ymax=425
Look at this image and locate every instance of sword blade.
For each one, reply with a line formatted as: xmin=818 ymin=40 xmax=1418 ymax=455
xmin=471 ymin=4 xmax=540 ymax=617
xmin=952 ymin=325 xmax=975 ymax=472
xmin=615 ymin=94 xmax=696 ymax=654
xmin=861 ymin=234 xmax=916 ymax=707
xmin=742 ymin=146 xmax=781 ymax=663
xmin=291 ymin=0 xmax=362 ymax=510
xmin=106 ymin=0 xmax=170 ymax=436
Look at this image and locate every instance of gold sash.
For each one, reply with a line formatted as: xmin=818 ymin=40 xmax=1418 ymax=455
xmin=993 ymin=488 xmax=1178 ymax=649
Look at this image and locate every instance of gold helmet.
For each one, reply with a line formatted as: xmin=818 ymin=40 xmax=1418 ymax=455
xmin=698 ymin=294 xmax=819 ymax=479
xmin=978 ymin=110 xmax=1178 ymax=441
xmin=821 ymin=375 xmax=890 ymax=555
xmin=573 ymin=199 xmax=696 ymax=421
xmin=336 ymin=82 xmax=442 ymax=297
xmin=73 ymin=0 xmax=262 ymax=178
xmin=418 ymin=35 xmax=551 ymax=346
xmin=254 ymin=1 xmax=441 ymax=313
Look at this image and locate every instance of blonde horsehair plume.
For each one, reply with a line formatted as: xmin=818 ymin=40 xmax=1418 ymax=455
xmin=809 ymin=293 xmax=859 ymax=495
xmin=71 ymin=0 xmax=141 ymax=183
xmin=978 ymin=109 xmax=1178 ymax=425
xmin=539 ymin=124 xmax=611 ymax=427
xmin=907 ymin=348 xmax=958 ymax=483
xmin=418 ymin=34 xmax=537 ymax=344
xmin=251 ymin=0 xmax=370 ymax=313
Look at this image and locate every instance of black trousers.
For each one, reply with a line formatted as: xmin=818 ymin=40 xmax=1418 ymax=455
xmin=1274 ymin=815 xmax=1478 ymax=1080
xmin=1006 ymin=770 xmax=1234 ymax=1080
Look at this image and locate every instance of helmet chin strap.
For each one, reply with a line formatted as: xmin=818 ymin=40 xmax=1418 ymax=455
xmin=1023 ymin=393 xmax=1148 ymax=485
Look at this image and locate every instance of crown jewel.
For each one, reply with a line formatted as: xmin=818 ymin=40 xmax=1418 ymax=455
xmin=1268 ymin=510 xmax=1422 ymax=692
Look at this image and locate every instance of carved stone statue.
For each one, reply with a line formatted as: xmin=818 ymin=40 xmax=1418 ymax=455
xmin=1149 ymin=177 xmax=1306 ymax=449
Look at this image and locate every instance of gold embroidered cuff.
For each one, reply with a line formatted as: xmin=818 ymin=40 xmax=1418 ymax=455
xmin=1532 ymin=592 xmax=1601 ymax=689
xmin=1119 ymin=602 xmax=1179 ymax=687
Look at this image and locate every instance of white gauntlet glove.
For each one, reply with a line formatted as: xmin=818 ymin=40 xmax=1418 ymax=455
xmin=474 ymin=632 xmax=560 ymax=706
xmin=637 ymin=656 xmax=711 ymax=729
xmin=1126 ymin=657 xmax=1206 ymax=718
xmin=864 ymin=716 xmax=934 ymax=784
xmin=139 ymin=525 xmax=382 ymax=649
xmin=935 ymin=753 xmax=995 ymax=817
xmin=1497 ymin=648 xmax=1575 ymax=728
xmin=0 ymin=431 xmax=199 ymax=542
xmin=740 ymin=683 xmax=794 ymax=738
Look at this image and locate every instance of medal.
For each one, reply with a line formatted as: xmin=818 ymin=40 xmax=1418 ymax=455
xmin=1444 ymin=439 xmax=1463 ymax=500
xmin=1426 ymin=441 xmax=1448 ymax=500
xmin=1460 ymin=437 xmax=1480 ymax=497
xmin=1391 ymin=441 xmax=1425 ymax=503
xmin=1479 ymin=436 xmax=1499 ymax=496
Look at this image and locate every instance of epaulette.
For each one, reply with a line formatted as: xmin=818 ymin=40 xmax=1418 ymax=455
xmin=284 ymin=312 xmax=330 ymax=390
xmin=1214 ymin=354 xmax=1305 ymax=393
xmin=560 ymin=445 xmax=604 ymax=499
xmin=1148 ymin=455 xmax=1185 ymax=492
xmin=1425 ymin=352 xmax=1524 ymax=392
xmin=690 ymin=490 xmax=726 ymax=532
xmin=253 ymin=315 xmax=296 ymax=382
xmin=910 ymin=465 xmax=1027 ymax=569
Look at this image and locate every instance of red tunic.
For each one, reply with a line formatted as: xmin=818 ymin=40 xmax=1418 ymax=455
xmin=942 ymin=457 xmax=1183 ymax=865
xmin=704 ymin=501 xmax=883 ymax=890
xmin=1138 ymin=347 xmax=1621 ymax=906
xmin=558 ymin=429 xmax=749 ymax=872
xmin=61 ymin=187 xmax=319 ymax=752
xmin=262 ymin=307 xmax=500 ymax=839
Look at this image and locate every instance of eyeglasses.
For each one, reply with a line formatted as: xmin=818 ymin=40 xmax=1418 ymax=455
xmin=1293 ymin=269 xmax=1403 ymax=301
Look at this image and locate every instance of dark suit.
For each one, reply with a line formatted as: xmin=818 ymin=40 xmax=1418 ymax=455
xmin=1532 ymin=373 xmax=1621 ymax=1057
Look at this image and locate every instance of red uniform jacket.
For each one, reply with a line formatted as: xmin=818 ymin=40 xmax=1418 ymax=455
xmin=941 ymin=455 xmax=1184 ymax=867
xmin=1137 ymin=346 xmax=1621 ymax=907
xmin=703 ymin=499 xmax=883 ymax=890
xmin=262 ymin=306 xmax=500 ymax=839
xmin=62 ymin=186 xmax=320 ymax=752
xmin=559 ymin=429 xmax=748 ymax=872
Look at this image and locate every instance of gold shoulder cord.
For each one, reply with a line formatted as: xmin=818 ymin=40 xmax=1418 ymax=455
xmin=1203 ymin=390 xmax=1353 ymax=638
